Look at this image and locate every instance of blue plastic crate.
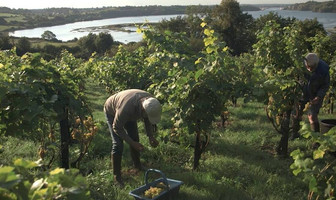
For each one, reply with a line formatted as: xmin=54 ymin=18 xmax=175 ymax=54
xmin=129 ymin=169 xmax=183 ymax=200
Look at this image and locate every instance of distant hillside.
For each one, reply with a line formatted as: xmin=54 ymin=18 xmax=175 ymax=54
xmin=240 ymin=5 xmax=261 ymax=11
xmin=284 ymin=1 xmax=336 ymax=13
xmin=0 ymin=5 xmax=260 ymax=33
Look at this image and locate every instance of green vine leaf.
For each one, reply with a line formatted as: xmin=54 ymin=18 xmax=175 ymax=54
xmin=292 ymin=168 xmax=302 ymax=176
xmin=195 ymin=69 xmax=204 ymax=81
xmin=309 ymin=177 xmax=318 ymax=192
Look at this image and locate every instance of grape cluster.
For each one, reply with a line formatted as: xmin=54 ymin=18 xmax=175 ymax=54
xmin=144 ymin=186 xmax=163 ymax=199
xmin=143 ymin=181 xmax=168 ymax=199
xmin=71 ymin=116 xmax=98 ymax=142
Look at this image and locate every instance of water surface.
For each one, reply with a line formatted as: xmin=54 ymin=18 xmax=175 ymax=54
xmin=9 ymin=9 xmax=336 ymax=43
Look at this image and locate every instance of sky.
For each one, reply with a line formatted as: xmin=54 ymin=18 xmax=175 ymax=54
xmin=0 ymin=0 xmax=332 ymax=9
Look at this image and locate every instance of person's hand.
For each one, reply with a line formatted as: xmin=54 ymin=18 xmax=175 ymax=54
xmin=311 ymin=96 xmax=320 ymax=105
xmin=149 ymin=136 xmax=159 ymax=148
xmin=132 ymin=141 xmax=145 ymax=152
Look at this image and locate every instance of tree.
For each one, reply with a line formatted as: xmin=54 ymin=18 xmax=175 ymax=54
xmin=16 ymin=37 xmax=31 ymax=56
xmin=95 ymin=32 xmax=114 ymax=54
xmin=295 ymin=18 xmax=327 ymax=52
xmin=211 ymin=0 xmax=255 ymax=56
xmin=0 ymin=17 xmax=7 ymax=25
xmin=156 ymin=16 xmax=189 ymax=33
xmin=255 ymin=12 xmax=294 ymax=32
xmin=0 ymin=35 xmax=13 ymax=50
xmin=41 ymin=30 xmax=57 ymax=41
xmin=78 ymin=33 xmax=98 ymax=58
xmin=42 ymin=44 xmax=61 ymax=60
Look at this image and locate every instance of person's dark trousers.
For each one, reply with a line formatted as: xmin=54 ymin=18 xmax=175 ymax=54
xmin=105 ymin=113 xmax=142 ymax=186
xmin=311 ymin=122 xmax=320 ymax=132
xmin=106 ymin=113 xmax=124 ymax=186
xmin=110 ymin=153 xmax=123 ymax=187
xmin=124 ymin=121 xmax=142 ymax=170
xmin=292 ymin=117 xmax=301 ymax=139
xmin=309 ymin=100 xmax=322 ymax=133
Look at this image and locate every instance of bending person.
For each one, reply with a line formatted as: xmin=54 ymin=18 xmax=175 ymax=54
xmin=104 ymin=89 xmax=161 ymax=187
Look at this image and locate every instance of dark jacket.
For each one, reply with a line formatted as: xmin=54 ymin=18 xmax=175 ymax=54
xmin=306 ymin=60 xmax=330 ymax=100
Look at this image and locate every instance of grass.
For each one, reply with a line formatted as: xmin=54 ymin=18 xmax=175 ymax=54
xmin=22 ymin=38 xmax=78 ymax=48
xmin=4 ymin=15 xmax=26 ymax=23
xmin=84 ymin=79 xmax=111 ymax=122
xmin=0 ymin=13 xmax=14 ymax=17
xmin=0 ymin=13 xmax=26 ymax=22
xmin=81 ymin=80 xmax=311 ymax=200
xmin=0 ymin=136 xmax=38 ymax=166
xmin=0 ymin=13 xmax=27 ymax=31
xmin=30 ymin=40 xmax=78 ymax=48
xmin=0 ymin=25 xmax=10 ymax=32
xmin=2 ymin=79 xmax=333 ymax=199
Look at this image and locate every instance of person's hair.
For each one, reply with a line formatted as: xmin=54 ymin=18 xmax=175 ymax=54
xmin=305 ymin=53 xmax=319 ymax=69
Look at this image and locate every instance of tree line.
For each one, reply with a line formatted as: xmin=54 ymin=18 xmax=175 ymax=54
xmin=0 ymin=32 xmax=117 ymax=60
xmin=0 ymin=4 xmax=261 ymax=33
xmin=0 ymin=6 xmax=187 ymax=32
xmin=285 ymin=0 xmax=336 ymax=13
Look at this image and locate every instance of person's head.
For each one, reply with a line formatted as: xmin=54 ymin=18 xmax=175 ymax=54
xmin=142 ymin=97 xmax=162 ymax=124
xmin=304 ymin=53 xmax=319 ymax=72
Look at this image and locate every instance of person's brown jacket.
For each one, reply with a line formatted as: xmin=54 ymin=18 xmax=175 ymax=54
xmin=104 ymin=89 xmax=154 ymax=144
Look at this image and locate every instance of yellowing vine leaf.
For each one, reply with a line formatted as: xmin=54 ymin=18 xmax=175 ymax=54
xmin=21 ymin=54 xmax=29 ymax=59
xmin=206 ymin=47 xmax=215 ymax=54
xmin=313 ymin=149 xmax=325 ymax=159
xmin=204 ymin=29 xmax=214 ymax=36
xmin=136 ymin=28 xmax=142 ymax=33
xmin=14 ymin=158 xmax=38 ymax=168
xmin=50 ymin=168 xmax=65 ymax=175
xmin=223 ymin=47 xmax=229 ymax=52
xmin=0 ymin=166 xmax=14 ymax=173
xmin=195 ymin=58 xmax=202 ymax=65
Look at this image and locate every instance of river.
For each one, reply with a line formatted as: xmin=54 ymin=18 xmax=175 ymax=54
xmin=9 ymin=8 xmax=336 ymax=44
xmin=247 ymin=8 xmax=336 ymax=30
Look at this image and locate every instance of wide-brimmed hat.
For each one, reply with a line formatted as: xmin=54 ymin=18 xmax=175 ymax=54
xmin=142 ymin=97 xmax=162 ymax=124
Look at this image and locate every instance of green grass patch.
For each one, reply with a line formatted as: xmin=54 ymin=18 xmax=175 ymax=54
xmin=0 ymin=25 xmax=10 ymax=31
xmin=27 ymin=38 xmax=78 ymax=48
xmin=0 ymin=13 xmax=14 ymax=17
xmin=5 ymin=15 xmax=26 ymax=23
xmin=8 ymin=37 xmax=78 ymax=49
xmin=84 ymin=78 xmax=111 ymax=122
xmin=0 ymin=13 xmax=27 ymax=23
xmin=0 ymin=136 xmax=39 ymax=166
xmin=38 ymin=41 xmax=77 ymax=48
xmin=2 ymin=79 xmax=330 ymax=199
xmin=80 ymin=80 xmax=310 ymax=199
